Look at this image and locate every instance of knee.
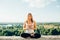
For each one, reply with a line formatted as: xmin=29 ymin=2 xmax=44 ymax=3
xmin=21 ymin=33 xmax=30 ymax=38
xmin=21 ymin=33 xmax=24 ymax=37
xmin=35 ymin=33 xmax=41 ymax=38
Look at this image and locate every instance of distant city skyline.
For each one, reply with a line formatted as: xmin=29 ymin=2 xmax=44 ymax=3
xmin=0 ymin=0 xmax=60 ymax=23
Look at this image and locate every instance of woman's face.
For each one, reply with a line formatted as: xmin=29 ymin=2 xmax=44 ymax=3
xmin=28 ymin=15 xmax=32 ymax=20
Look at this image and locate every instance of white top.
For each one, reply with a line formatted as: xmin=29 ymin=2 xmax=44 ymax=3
xmin=24 ymin=22 xmax=34 ymax=33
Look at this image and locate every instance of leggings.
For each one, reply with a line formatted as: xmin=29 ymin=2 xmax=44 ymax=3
xmin=21 ymin=33 xmax=41 ymax=38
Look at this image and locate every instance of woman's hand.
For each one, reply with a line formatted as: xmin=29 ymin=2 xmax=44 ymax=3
xmin=31 ymin=34 xmax=34 ymax=36
xmin=30 ymin=33 xmax=35 ymax=36
xmin=23 ymin=27 xmax=29 ymax=30
xmin=29 ymin=27 xmax=35 ymax=30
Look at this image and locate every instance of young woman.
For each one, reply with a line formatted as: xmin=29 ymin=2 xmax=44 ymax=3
xmin=21 ymin=13 xmax=41 ymax=38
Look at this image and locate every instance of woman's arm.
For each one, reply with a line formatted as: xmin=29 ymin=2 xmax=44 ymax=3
xmin=23 ymin=22 xmax=26 ymax=30
xmin=34 ymin=21 xmax=37 ymax=30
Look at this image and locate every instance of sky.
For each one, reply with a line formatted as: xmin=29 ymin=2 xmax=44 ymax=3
xmin=0 ymin=0 xmax=60 ymax=23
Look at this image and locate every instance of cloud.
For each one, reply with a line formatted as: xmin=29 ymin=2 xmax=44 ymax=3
xmin=22 ymin=0 xmax=57 ymax=8
xmin=56 ymin=5 xmax=60 ymax=8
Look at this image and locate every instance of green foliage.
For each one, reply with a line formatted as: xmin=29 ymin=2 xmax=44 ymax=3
xmin=0 ymin=24 xmax=60 ymax=36
xmin=0 ymin=29 xmax=3 ymax=36
xmin=37 ymin=26 xmax=60 ymax=35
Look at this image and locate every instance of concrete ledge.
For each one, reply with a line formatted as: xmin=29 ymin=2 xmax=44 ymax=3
xmin=0 ymin=35 xmax=60 ymax=40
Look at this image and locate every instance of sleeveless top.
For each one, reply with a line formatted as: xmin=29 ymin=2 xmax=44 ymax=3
xmin=24 ymin=22 xmax=34 ymax=33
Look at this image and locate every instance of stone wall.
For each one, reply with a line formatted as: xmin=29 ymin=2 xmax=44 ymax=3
xmin=0 ymin=35 xmax=60 ymax=40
